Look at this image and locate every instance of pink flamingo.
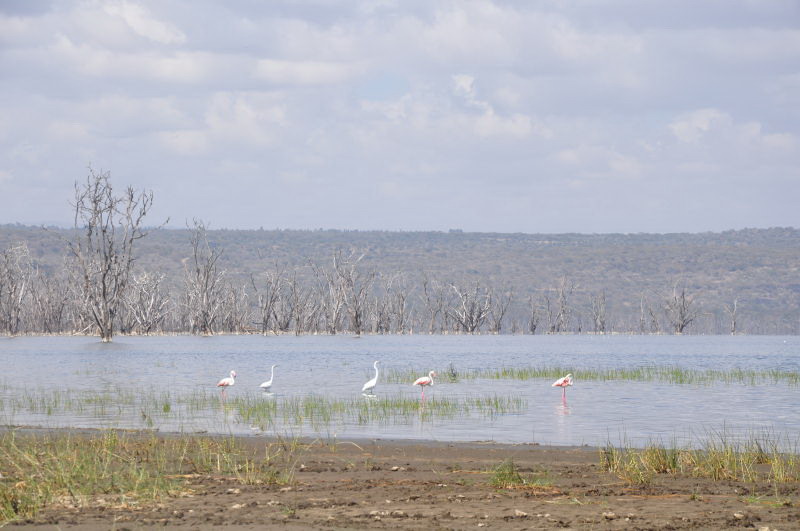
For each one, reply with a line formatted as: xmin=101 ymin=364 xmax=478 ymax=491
xmin=217 ymin=370 xmax=236 ymax=398
xmin=413 ymin=371 xmax=437 ymax=402
xmin=551 ymin=373 xmax=573 ymax=399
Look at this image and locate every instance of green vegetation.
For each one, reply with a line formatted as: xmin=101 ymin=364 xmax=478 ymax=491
xmin=600 ymin=434 xmax=800 ymax=486
xmin=0 ymin=430 xmax=299 ymax=524
xmin=385 ymin=365 xmax=800 ymax=386
xmin=490 ymin=458 xmax=552 ymax=489
xmin=0 ymin=386 xmax=527 ymax=432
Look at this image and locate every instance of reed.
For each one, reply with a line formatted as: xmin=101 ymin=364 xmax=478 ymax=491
xmin=0 ymin=385 xmax=527 ymax=432
xmin=231 ymin=394 xmax=527 ymax=430
xmin=600 ymin=433 xmax=800 ymax=485
xmin=0 ymin=430 xmax=299 ymax=524
xmin=385 ymin=365 xmax=800 ymax=387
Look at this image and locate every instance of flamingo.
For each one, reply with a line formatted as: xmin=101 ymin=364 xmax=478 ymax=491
xmin=362 ymin=360 xmax=380 ymax=395
xmin=413 ymin=370 xmax=437 ymax=401
xmin=259 ymin=365 xmax=277 ymax=393
xmin=551 ymin=373 xmax=573 ymax=398
xmin=217 ymin=370 xmax=236 ymax=398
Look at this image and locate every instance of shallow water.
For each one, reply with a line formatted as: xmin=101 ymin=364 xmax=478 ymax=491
xmin=1 ymin=334 xmax=798 ymax=447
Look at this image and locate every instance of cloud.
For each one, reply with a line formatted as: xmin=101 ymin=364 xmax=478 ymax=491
xmin=669 ymin=109 xmax=733 ymax=143
xmin=253 ymin=59 xmax=362 ymax=85
xmin=156 ymin=91 xmax=286 ymax=155
xmin=104 ymin=1 xmax=186 ymax=45
xmin=0 ymin=0 xmax=798 ymax=233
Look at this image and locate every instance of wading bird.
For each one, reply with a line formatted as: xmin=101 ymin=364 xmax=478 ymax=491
xmin=551 ymin=373 xmax=573 ymax=398
xmin=217 ymin=370 xmax=236 ymax=398
xmin=413 ymin=370 xmax=437 ymax=401
xmin=362 ymin=360 xmax=380 ymax=396
xmin=260 ymin=365 xmax=277 ymax=393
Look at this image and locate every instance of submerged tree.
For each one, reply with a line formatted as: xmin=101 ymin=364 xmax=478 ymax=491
xmin=334 ymin=250 xmax=375 ymax=336
xmin=449 ymin=281 xmax=491 ymax=334
xmin=184 ymin=220 xmax=225 ymax=335
xmin=723 ymin=298 xmax=740 ymax=335
xmin=124 ymin=271 xmax=170 ymax=335
xmin=67 ymin=169 xmax=155 ymax=342
xmin=590 ymin=291 xmax=607 ymax=334
xmin=0 ymin=242 xmax=32 ymax=335
xmin=665 ymin=282 xmax=698 ymax=334
xmin=487 ymin=286 xmax=513 ymax=334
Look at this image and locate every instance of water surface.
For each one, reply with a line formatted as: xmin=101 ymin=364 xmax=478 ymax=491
xmin=2 ymin=334 xmax=798 ymax=447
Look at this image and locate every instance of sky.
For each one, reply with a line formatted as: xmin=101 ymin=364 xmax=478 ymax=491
xmin=1 ymin=0 xmax=799 ymax=234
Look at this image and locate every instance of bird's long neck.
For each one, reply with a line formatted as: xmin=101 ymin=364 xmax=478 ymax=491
xmin=271 ymin=366 xmax=275 ymax=379
xmin=374 ymin=363 xmax=379 ymax=379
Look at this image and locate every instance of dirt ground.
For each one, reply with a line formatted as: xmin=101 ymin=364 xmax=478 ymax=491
xmin=8 ymin=436 xmax=800 ymax=530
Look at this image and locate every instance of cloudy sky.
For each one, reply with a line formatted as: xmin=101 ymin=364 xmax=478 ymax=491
xmin=1 ymin=0 xmax=798 ymax=233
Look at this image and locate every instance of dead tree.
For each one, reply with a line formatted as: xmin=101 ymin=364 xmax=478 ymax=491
xmin=30 ymin=266 xmax=69 ymax=334
xmin=638 ymin=294 xmax=661 ymax=334
xmin=545 ymin=277 xmax=574 ymax=333
xmin=371 ymin=292 xmax=392 ymax=334
xmin=251 ymin=266 xmax=283 ymax=335
xmin=665 ymin=282 xmax=698 ymax=334
xmin=272 ymin=276 xmax=294 ymax=333
xmin=449 ymin=281 xmax=491 ymax=334
xmin=389 ymin=275 xmax=412 ymax=334
xmin=286 ymin=271 xmax=313 ymax=335
xmin=312 ymin=262 xmax=346 ymax=334
xmin=527 ymin=295 xmax=541 ymax=334
xmin=421 ymin=275 xmax=447 ymax=334
xmin=590 ymin=291 xmax=607 ymax=334
xmin=638 ymin=295 xmax=647 ymax=334
xmin=66 ymin=170 xmax=155 ymax=342
xmin=124 ymin=271 xmax=170 ymax=335
xmin=0 ymin=243 xmax=32 ymax=335
xmin=220 ymin=282 xmax=250 ymax=334
xmin=184 ymin=220 xmax=224 ymax=335
xmin=487 ymin=286 xmax=513 ymax=334
xmin=334 ymin=250 xmax=375 ymax=336
xmin=723 ymin=298 xmax=740 ymax=335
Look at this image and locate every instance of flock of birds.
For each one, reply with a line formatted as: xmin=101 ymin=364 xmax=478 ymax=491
xmin=216 ymin=362 xmax=575 ymax=401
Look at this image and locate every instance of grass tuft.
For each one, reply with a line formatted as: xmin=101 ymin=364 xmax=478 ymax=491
xmin=0 ymin=430 xmax=299 ymax=524
xmin=600 ymin=433 xmax=800 ymax=486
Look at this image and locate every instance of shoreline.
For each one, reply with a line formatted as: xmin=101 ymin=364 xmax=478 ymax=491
xmin=3 ymin=426 xmax=798 ymax=529
xmin=1 ymin=424 xmax=598 ymax=455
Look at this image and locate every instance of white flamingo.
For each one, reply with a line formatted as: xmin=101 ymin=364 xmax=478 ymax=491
xmin=362 ymin=360 xmax=380 ymax=395
xmin=413 ymin=370 xmax=437 ymax=401
xmin=259 ymin=365 xmax=277 ymax=393
xmin=217 ymin=370 xmax=236 ymax=398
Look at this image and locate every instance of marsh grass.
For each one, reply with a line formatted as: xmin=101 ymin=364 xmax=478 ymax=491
xmin=0 ymin=430 xmax=299 ymax=524
xmin=600 ymin=433 xmax=800 ymax=486
xmin=232 ymin=394 xmax=527 ymax=430
xmin=490 ymin=459 xmax=552 ymax=489
xmin=385 ymin=365 xmax=800 ymax=387
xmin=0 ymin=386 xmax=527 ymax=433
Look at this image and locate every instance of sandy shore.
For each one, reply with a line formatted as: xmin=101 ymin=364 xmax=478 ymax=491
xmin=4 ymin=429 xmax=799 ymax=530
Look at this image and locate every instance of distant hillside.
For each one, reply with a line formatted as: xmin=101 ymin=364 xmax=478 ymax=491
xmin=1 ymin=224 xmax=798 ymax=334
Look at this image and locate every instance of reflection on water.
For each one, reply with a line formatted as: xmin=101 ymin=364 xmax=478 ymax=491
xmin=1 ymin=334 xmax=799 ymax=448
xmin=556 ymin=397 xmax=571 ymax=416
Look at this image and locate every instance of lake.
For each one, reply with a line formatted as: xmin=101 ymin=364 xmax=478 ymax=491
xmin=1 ymin=334 xmax=798 ymax=448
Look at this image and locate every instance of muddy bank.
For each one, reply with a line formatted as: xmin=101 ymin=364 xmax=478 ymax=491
xmin=4 ymin=430 xmax=799 ymax=530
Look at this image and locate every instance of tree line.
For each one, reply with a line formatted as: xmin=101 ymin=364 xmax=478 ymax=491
xmin=0 ymin=172 xmax=781 ymax=340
